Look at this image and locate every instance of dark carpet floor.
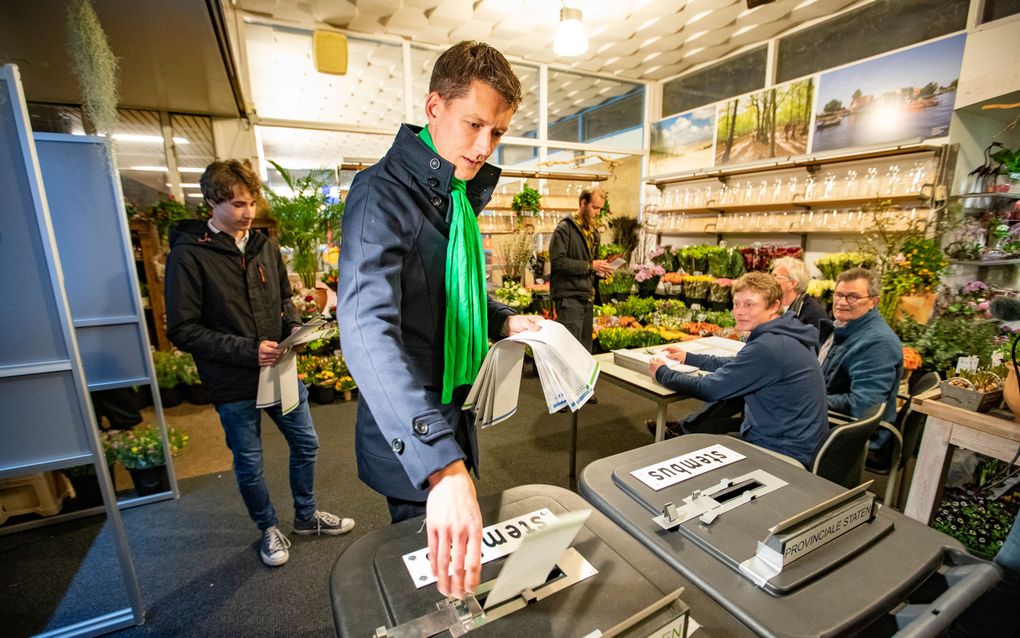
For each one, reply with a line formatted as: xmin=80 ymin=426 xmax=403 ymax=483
xmin=2 ymin=375 xmax=703 ymax=637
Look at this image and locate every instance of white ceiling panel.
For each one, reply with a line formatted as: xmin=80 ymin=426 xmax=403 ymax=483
xmin=237 ymin=0 xmax=861 ymax=85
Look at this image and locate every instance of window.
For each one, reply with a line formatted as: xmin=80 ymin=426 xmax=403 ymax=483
xmin=777 ymin=0 xmax=969 ymax=83
xmin=662 ymin=47 xmax=767 ymax=117
xmin=547 ymin=70 xmax=643 ymax=148
xmin=982 ymin=0 xmax=1020 ymax=24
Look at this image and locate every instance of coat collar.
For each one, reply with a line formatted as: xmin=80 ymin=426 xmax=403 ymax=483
xmin=388 ymin=123 xmax=501 ymax=213
xmin=833 ymin=308 xmax=881 ymax=339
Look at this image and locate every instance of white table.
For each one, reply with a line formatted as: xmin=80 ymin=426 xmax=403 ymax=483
xmin=568 ymin=353 xmax=690 ymax=485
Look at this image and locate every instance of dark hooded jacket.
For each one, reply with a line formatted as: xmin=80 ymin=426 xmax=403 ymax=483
xmin=655 ymin=312 xmax=828 ymax=466
xmin=164 ymin=219 xmax=300 ymax=404
xmin=549 ymin=215 xmax=600 ymax=301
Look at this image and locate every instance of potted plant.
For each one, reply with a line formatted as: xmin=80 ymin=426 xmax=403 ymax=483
xmin=496 ymin=230 xmax=534 ymax=285
xmin=529 ymin=251 xmax=549 ymax=283
xmin=264 ymin=161 xmax=345 ymax=289
xmin=106 ymin=426 xmax=188 ymax=496
xmin=311 ymin=366 xmax=338 ymax=404
xmin=337 ymin=375 xmax=357 ymax=401
xmin=991 ymin=144 xmax=1020 ymax=193
xmin=932 ymin=457 xmax=1018 ymax=559
xmin=879 ymin=237 xmax=949 ymax=324
xmin=632 ymin=264 xmax=665 ymax=297
xmin=709 ymin=278 xmax=734 ymax=310
xmin=682 ymin=275 xmax=714 ymax=305
xmin=152 ymin=350 xmax=183 ymax=408
xmin=510 ymin=183 xmax=542 ymax=228
xmin=607 ymin=217 xmax=641 ymax=260
xmin=493 ymin=280 xmax=533 ymax=310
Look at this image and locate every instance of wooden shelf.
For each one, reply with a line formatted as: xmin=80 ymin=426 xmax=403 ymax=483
xmin=657 ymin=194 xmax=923 ymax=215
xmin=951 ymin=192 xmax=1020 ymax=200
xmin=646 ymin=143 xmax=941 ymax=187
xmin=499 ymin=168 xmax=609 ymax=182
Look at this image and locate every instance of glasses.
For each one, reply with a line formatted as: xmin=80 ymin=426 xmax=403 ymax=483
xmin=833 ymin=292 xmax=874 ymax=304
xmin=773 ymin=274 xmax=793 ymax=281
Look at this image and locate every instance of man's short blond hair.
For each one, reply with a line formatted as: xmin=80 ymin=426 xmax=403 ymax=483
xmin=732 ymin=272 xmax=783 ymax=309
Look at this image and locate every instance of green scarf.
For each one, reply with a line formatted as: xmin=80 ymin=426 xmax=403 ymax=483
xmin=418 ymin=126 xmax=489 ymax=404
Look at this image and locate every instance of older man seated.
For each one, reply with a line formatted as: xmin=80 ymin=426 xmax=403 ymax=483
xmin=819 ymin=268 xmax=904 ymax=465
xmin=649 ymin=272 xmax=827 ymax=467
xmin=771 ymin=256 xmax=829 ymax=336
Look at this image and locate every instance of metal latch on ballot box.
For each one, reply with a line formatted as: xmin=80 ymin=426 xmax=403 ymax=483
xmin=653 ymin=469 xmax=787 ymax=530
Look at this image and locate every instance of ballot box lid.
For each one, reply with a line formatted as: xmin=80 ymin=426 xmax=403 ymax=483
xmin=579 ymin=435 xmax=977 ymax=638
xmin=330 ymin=484 xmax=755 ymax=637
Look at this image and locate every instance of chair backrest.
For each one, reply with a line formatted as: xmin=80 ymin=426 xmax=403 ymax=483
xmin=894 ymin=371 xmax=941 ymax=430
xmin=812 ymin=403 xmax=885 ymax=489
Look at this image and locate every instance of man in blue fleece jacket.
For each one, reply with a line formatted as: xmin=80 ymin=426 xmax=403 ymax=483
xmin=649 ymin=272 xmax=828 ymax=466
xmin=819 ymin=268 xmax=903 ymax=423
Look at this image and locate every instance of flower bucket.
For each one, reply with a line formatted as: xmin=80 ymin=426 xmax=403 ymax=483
xmin=128 ymin=465 xmax=170 ymax=496
xmin=311 ymin=384 xmax=336 ymax=405
xmin=895 ymin=293 xmax=936 ymax=325
xmin=159 ymin=385 xmax=184 ymax=408
xmin=636 ymin=276 xmax=660 ymax=298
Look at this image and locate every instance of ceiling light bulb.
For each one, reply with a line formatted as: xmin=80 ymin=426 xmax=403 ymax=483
xmin=554 ymin=7 xmax=588 ymax=57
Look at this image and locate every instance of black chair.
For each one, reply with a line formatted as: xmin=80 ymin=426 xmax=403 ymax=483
xmin=811 ymin=404 xmax=885 ymax=490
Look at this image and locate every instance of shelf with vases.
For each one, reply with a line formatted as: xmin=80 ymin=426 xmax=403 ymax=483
xmin=950 ymin=258 xmax=1020 ymax=266
xmin=950 ymin=192 xmax=1020 ymax=201
xmin=656 ymin=193 xmax=925 ymax=216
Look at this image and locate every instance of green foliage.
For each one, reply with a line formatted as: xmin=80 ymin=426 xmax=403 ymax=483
xmin=814 ymin=252 xmax=877 ymax=280
xmin=651 ymin=246 xmax=678 ymax=272
xmin=146 ymin=197 xmax=194 ymax=243
xmin=702 ymin=310 xmax=736 ymax=328
xmin=653 ymin=299 xmax=687 ymax=317
xmin=492 ymin=280 xmax=533 ymax=309
xmin=676 ymin=245 xmax=726 ymax=274
xmin=598 ymin=243 xmax=626 ymax=259
xmin=932 ymin=483 xmax=1016 ymax=558
xmin=608 ymin=217 xmax=641 ymax=256
xmin=706 ymin=247 xmax=745 ymax=278
xmin=66 ymin=0 xmax=119 ymax=134
xmin=598 ymin=193 xmax=612 ymax=226
xmin=264 ymin=161 xmax=344 ymax=288
xmin=991 ymin=146 xmax=1020 ymax=174
xmin=511 ymin=184 xmax=542 ymax=213
xmin=104 ymin=426 xmax=188 ymax=470
xmin=896 ymin=316 xmax=1000 ymax=376
xmin=879 ymin=237 xmax=949 ymax=322
xmin=614 ymin=295 xmax=656 ymax=322
xmin=596 ymin=327 xmax=663 ymax=351
xmin=177 ymin=351 xmax=200 ymax=386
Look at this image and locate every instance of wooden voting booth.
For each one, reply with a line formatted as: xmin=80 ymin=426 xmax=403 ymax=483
xmin=0 ymin=63 xmax=177 ymax=635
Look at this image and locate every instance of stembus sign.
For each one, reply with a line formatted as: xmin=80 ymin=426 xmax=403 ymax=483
xmin=630 ymin=444 xmax=746 ymax=491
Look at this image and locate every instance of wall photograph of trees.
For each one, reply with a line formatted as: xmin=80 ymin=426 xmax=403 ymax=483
xmin=715 ymin=79 xmax=814 ymax=166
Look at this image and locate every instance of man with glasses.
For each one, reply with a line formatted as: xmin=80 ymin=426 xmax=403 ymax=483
xmin=820 ymin=269 xmax=903 ymax=444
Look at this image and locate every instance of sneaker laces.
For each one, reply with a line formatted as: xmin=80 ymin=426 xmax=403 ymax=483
xmin=314 ymin=510 xmax=341 ymax=529
xmin=265 ymin=527 xmax=291 ymax=554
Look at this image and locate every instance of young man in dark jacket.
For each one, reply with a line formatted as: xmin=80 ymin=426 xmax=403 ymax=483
xmin=649 ymin=272 xmax=828 ymax=466
xmin=165 ymin=160 xmax=353 ymax=568
xmin=338 ymin=42 xmax=540 ymax=600
xmin=549 ymin=189 xmax=614 ymax=352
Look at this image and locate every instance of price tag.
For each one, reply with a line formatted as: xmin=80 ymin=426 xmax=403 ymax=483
xmin=955 ymin=356 xmax=979 ymax=373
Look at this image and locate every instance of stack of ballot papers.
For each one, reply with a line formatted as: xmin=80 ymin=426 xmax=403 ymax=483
xmin=612 ymin=335 xmax=746 ymax=376
xmin=464 ymin=320 xmax=599 ymax=428
xmin=256 ymin=318 xmax=336 ymax=414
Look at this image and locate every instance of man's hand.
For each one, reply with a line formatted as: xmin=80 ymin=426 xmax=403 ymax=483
xmin=258 ymin=340 xmax=284 ymax=367
xmin=426 ymin=461 xmax=482 ymax=599
xmin=649 ymin=356 xmax=667 ymax=377
xmin=504 ymin=314 xmax=542 ymax=336
xmin=662 ymin=346 xmax=687 ymax=363
xmin=592 ymin=259 xmax=614 ymax=278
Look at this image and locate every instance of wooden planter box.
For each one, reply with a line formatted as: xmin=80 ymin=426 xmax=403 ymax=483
xmin=940 ymin=380 xmax=1002 ymax=413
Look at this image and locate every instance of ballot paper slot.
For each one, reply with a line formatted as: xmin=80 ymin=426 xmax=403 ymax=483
xmin=651 ymin=469 xmax=788 ymax=531
xmin=374 ymin=547 xmax=597 ymax=637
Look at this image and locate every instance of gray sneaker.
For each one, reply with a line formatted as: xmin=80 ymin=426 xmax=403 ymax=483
xmin=293 ymin=510 xmax=355 ymax=536
xmin=260 ymin=526 xmax=291 ymax=567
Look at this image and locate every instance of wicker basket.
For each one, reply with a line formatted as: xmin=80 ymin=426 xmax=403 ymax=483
xmin=940 ymin=377 xmax=1003 ymax=412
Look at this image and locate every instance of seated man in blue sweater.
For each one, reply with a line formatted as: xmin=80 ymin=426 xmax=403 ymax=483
xmin=649 ymin=272 xmax=828 ymax=466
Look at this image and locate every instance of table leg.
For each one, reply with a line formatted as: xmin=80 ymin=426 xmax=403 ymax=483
xmin=904 ymin=415 xmax=954 ymax=524
xmin=654 ymin=404 xmax=667 ymax=443
xmin=569 ymin=410 xmax=579 ymax=489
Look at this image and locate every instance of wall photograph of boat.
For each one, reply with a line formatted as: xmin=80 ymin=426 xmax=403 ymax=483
xmin=812 ymin=34 xmax=966 ymax=153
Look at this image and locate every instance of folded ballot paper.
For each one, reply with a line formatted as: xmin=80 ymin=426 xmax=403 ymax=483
xmin=464 ymin=320 xmax=599 ymax=427
xmin=256 ymin=318 xmax=335 ymax=415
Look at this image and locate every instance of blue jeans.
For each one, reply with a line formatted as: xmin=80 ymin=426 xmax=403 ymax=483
xmin=215 ymin=383 xmax=318 ymax=530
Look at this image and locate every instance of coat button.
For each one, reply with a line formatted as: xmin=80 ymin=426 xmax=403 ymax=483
xmin=429 ymin=158 xmax=440 ymax=170
xmin=431 ymin=196 xmax=442 ymax=207
xmin=391 ymin=439 xmax=404 ymax=454
xmin=413 ymin=420 xmax=429 ymax=435
xmin=427 ymin=176 xmax=439 ymax=187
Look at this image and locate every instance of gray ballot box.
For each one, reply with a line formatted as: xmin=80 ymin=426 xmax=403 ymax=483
xmin=578 ymin=434 xmax=1000 ymax=638
xmin=330 ymin=484 xmax=753 ymax=637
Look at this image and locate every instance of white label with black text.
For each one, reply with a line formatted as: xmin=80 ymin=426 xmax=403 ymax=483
xmin=402 ymin=508 xmax=560 ymax=588
xmin=630 ymin=444 xmax=745 ymax=491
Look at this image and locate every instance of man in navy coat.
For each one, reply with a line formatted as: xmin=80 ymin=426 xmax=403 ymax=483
xmin=338 ymin=41 xmax=540 ymax=599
